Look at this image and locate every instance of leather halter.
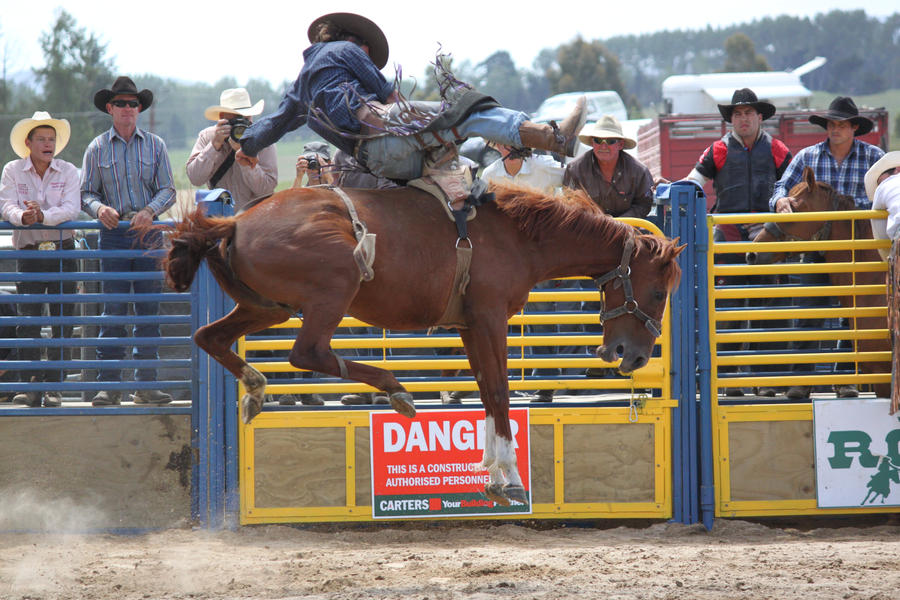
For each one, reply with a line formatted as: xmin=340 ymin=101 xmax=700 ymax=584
xmin=764 ymin=187 xmax=840 ymax=242
xmin=592 ymin=233 xmax=663 ymax=337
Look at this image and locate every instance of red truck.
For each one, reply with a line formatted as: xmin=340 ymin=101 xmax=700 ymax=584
xmin=636 ymin=108 xmax=890 ymax=209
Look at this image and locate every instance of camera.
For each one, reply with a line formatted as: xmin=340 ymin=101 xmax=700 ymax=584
xmin=303 ymin=153 xmax=320 ymax=171
xmin=227 ymin=116 xmax=251 ymax=141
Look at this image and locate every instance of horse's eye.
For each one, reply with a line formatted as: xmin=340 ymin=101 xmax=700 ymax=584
xmin=654 ymin=290 xmax=666 ymax=302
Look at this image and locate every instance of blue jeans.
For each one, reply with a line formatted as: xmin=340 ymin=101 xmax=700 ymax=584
xmin=362 ymin=105 xmax=529 ymax=180
xmin=97 ymin=229 xmax=162 ymax=383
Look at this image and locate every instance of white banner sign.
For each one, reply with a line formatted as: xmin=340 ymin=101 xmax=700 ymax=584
xmin=813 ymin=398 xmax=900 ymax=508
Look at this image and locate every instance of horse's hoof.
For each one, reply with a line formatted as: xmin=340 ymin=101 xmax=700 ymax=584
xmin=483 ymin=483 xmax=510 ymax=506
xmin=503 ymin=484 xmax=528 ymax=505
xmin=241 ymin=393 xmax=263 ymax=424
xmin=390 ymin=392 xmax=416 ymax=418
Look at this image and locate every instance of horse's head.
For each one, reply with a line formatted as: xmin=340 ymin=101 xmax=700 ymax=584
xmin=748 ymin=167 xmax=853 ymax=264
xmin=595 ymin=234 xmax=685 ymax=374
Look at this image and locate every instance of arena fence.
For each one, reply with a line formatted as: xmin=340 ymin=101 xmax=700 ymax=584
xmin=2 ymin=185 xmax=895 ymax=532
xmin=705 ymin=207 xmax=892 ymax=519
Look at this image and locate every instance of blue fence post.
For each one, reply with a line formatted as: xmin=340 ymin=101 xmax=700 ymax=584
xmin=191 ymin=190 xmax=237 ymax=529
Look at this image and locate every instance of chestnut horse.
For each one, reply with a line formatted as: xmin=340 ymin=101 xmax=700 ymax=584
xmin=164 ymin=182 xmax=683 ymax=504
xmin=750 ymin=167 xmax=891 ymax=398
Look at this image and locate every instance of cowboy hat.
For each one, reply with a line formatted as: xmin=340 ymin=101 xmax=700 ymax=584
xmin=577 ymin=115 xmax=636 ymax=150
xmin=93 ymin=76 xmax=153 ymax=113
xmin=9 ymin=111 xmax=71 ymax=159
xmin=809 ymin=96 xmax=873 ymax=136
xmin=717 ymin=88 xmax=776 ymax=122
xmin=307 ymin=12 xmax=389 ymax=70
xmin=203 ymin=88 xmax=265 ymax=121
xmin=864 ymin=151 xmax=900 ymax=204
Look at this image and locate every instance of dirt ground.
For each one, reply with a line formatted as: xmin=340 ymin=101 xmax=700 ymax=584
xmin=1 ymin=517 xmax=899 ymax=600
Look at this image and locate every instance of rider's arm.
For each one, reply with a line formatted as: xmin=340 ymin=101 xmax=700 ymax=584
xmin=240 ymin=77 xmax=308 ymax=157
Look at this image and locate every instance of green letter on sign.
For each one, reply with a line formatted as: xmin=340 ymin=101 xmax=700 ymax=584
xmin=826 ymin=431 xmax=876 ymax=469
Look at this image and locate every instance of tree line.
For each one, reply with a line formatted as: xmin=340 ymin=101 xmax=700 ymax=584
xmin=0 ymin=8 xmax=896 ymax=167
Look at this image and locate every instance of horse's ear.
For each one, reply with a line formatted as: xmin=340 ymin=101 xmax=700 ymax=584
xmin=802 ymin=166 xmax=816 ymax=188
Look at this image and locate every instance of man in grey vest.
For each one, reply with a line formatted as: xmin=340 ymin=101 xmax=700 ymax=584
xmin=685 ymin=88 xmax=793 ymax=397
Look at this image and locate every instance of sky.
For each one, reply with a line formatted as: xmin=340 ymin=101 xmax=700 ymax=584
xmin=2 ymin=0 xmax=896 ymax=89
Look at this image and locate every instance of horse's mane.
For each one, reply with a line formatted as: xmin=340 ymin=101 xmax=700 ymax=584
xmin=489 ymin=181 xmax=682 ymax=289
xmin=489 ymin=181 xmax=629 ymax=245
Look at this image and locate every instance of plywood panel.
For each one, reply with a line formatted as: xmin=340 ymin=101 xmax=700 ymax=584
xmin=729 ymin=421 xmax=815 ymax=501
xmin=254 ymin=427 xmax=345 ymax=508
xmin=0 ymin=415 xmax=191 ymax=530
xmin=530 ymin=424 xmax=555 ymax=504
xmin=355 ymin=426 xmax=371 ymax=507
xmin=563 ymin=423 xmax=654 ymax=503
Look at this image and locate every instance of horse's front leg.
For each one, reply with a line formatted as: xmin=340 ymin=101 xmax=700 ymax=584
xmin=193 ymin=304 xmax=293 ymax=424
xmin=458 ymin=325 xmax=527 ymax=505
xmin=288 ymin=302 xmax=415 ymax=418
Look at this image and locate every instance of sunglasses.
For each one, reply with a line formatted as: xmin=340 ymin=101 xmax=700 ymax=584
xmin=111 ymin=99 xmax=140 ymax=108
xmin=592 ymin=137 xmax=621 ymax=146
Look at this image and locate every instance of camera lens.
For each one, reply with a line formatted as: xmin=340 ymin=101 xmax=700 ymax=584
xmin=228 ymin=116 xmax=251 ymax=141
xmin=307 ymin=157 xmax=319 ymax=170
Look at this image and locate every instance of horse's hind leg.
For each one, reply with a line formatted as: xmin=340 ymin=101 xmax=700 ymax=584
xmin=287 ymin=302 xmax=416 ymax=418
xmin=194 ymin=303 xmax=293 ymax=423
xmin=458 ymin=323 xmax=527 ymax=505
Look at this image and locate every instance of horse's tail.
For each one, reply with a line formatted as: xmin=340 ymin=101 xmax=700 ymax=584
xmin=163 ymin=206 xmax=236 ymax=292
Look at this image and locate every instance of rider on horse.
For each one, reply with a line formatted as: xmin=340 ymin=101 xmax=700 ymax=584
xmin=235 ymin=12 xmax=586 ymax=203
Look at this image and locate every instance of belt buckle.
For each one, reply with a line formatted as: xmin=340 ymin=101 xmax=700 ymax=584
xmin=37 ymin=241 xmax=57 ymax=251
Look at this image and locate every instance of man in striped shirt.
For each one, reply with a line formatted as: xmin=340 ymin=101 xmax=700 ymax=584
xmin=80 ymin=76 xmax=176 ymax=407
xmin=769 ymin=96 xmax=885 ymax=400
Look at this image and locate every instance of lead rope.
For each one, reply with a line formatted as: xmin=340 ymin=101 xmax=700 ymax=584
xmin=628 ymin=376 xmax=649 ymax=423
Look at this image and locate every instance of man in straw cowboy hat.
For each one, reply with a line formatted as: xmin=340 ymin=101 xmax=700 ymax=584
xmin=865 ymin=152 xmax=900 ymax=412
xmin=686 ymin=88 xmax=793 ymax=398
xmin=0 ymin=111 xmax=81 ymax=407
xmin=186 ymin=88 xmax=277 ymax=213
xmin=770 ymin=96 xmax=885 ymax=400
xmin=563 ymin=114 xmax=653 ymax=218
xmin=235 ymin=12 xmax=586 ymax=194
xmin=81 ymin=75 xmax=176 ymax=407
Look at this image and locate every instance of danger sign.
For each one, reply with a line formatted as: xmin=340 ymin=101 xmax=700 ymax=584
xmin=370 ymin=408 xmax=531 ymax=518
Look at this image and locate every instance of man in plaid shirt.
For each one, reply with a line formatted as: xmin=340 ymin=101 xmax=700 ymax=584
xmin=769 ymin=97 xmax=885 ymax=400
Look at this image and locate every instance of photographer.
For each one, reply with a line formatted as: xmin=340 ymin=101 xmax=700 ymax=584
xmin=293 ymin=141 xmax=334 ymax=187
xmin=187 ymin=88 xmax=277 ymax=213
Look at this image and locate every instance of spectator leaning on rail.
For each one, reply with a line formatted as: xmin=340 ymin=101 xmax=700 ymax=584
xmin=684 ymin=88 xmax=793 ymax=398
xmin=0 ymin=111 xmax=80 ymax=407
xmin=234 ymin=12 xmax=586 ymax=203
xmin=563 ymin=115 xmax=653 ymax=219
xmin=770 ymin=96 xmax=885 ymax=400
xmin=186 ymin=88 xmax=277 ymax=214
xmin=80 ymin=76 xmax=176 ymax=407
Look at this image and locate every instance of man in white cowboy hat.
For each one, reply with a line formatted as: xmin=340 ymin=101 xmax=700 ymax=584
xmin=685 ymin=88 xmax=793 ymax=398
xmin=0 ymin=111 xmax=81 ymax=407
xmin=563 ymin=114 xmax=653 ymax=218
xmin=769 ymin=96 xmax=885 ymax=401
xmin=186 ymin=88 xmax=277 ymax=213
xmin=235 ymin=12 xmax=586 ymax=193
xmin=865 ymin=152 xmax=900 ymax=256
xmin=81 ymin=75 xmax=176 ymax=407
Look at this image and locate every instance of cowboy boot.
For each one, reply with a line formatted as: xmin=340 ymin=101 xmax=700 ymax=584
xmin=517 ymin=96 xmax=587 ymax=157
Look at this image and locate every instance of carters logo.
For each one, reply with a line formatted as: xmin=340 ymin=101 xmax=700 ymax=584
xmin=429 ymin=497 xmax=441 ymax=511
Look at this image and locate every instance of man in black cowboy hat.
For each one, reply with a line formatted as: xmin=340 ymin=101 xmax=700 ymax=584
xmin=235 ymin=12 xmax=585 ymax=187
xmin=768 ymin=96 xmax=885 ymax=400
xmin=685 ymin=88 xmax=793 ymax=397
xmin=81 ymin=75 xmax=176 ymax=407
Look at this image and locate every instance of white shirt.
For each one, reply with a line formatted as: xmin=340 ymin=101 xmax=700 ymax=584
xmin=0 ymin=156 xmax=80 ymax=248
xmin=482 ymin=154 xmax=564 ymax=194
xmin=871 ymin=173 xmax=900 ymax=259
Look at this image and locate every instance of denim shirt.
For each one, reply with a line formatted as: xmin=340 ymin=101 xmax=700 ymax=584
xmin=769 ymin=138 xmax=885 ymax=209
xmin=241 ymin=41 xmax=395 ymax=156
xmin=80 ymin=126 xmax=176 ymax=218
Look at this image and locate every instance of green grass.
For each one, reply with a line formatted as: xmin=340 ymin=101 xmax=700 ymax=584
xmin=168 ymin=137 xmax=331 ymax=192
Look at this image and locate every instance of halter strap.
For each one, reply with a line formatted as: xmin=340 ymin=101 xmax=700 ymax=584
xmin=765 ymin=188 xmax=839 ymax=242
xmin=592 ymin=233 xmax=663 ymax=338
